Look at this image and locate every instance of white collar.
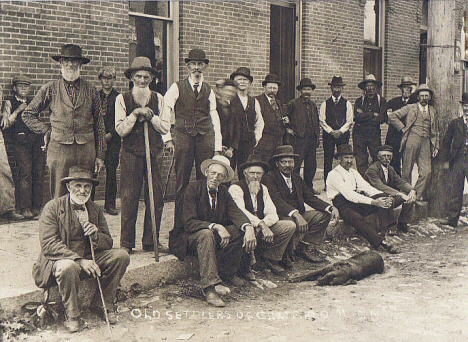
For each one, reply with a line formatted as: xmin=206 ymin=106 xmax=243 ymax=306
xmin=188 ymin=76 xmax=203 ymax=88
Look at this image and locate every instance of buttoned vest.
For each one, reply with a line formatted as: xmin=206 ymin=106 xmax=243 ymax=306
xmin=325 ymin=96 xmax=348 ymax=130
xmin=231 ymin=95 xmax=256 ymax=141
xmin=237 ymin=179 xmax=265 ymax=219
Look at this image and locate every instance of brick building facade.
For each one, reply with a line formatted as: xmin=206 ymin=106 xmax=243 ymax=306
xmin=0 ymin=0 xmax=467 ymax=204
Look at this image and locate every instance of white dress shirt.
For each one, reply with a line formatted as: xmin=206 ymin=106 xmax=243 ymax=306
xmin=319 ymin=96 xmax=354 ymax=134
xmin=238 ymin=93 xmax=264 ymax=145
xmin=326 ymin=164 xmax=382 ymax=205
xmin=381 ymin=164 xmax=389 ymax=183
xmin=161 ymin=76 xmax=222 ymax=151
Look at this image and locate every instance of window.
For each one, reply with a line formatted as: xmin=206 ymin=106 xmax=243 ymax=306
xmin=364 ymin=0 xmax=379 ymax=46
xmin=129 ymin=1 xmax=178 ymax=94
xmin=363 ymin=0 xmax=384 ymax=83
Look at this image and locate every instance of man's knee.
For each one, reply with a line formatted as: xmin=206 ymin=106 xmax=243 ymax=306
xmin=195 ymin=229 xmax=216 ymax=248
xmin=109 ymin=249 xmax=131 ymax=267
xmin=54 ymin=259 xmax=80 ymax=279
xmin=312 ymin=211 xmax=331 ymax=226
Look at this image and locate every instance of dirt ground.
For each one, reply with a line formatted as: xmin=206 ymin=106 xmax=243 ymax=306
xmin=3 ymin=217 xmax=468 ymax=342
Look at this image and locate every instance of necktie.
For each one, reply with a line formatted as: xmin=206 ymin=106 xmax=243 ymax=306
xmin=285 ymin=177 xmax=293 ymax=193
xmin=194 ymin=84 xmax=199 ymax=98
xmin=209 ymin=189 xmax=217 ymax=210
xmin=72 ymin=203 xmax=85 ymax=211
xmin=334 ymin=97 xmax=339 ymax=105
xmin=422 ymin=106 xmax=428 ymax=118
xmin=383 ymin=167 xmax=388 ymax=183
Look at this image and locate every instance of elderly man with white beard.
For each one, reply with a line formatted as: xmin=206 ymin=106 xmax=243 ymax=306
xmin=115 ymin=57 xmax=171 ymax=253
xmin=23 ymin=44 xmax=106 ymax=198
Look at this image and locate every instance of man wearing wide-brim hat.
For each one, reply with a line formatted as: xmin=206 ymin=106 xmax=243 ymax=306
xmin=254 ymin=74 xmax=287 ymax=163
xmin=326 ymin=144 xmax=400 ymax=254
xmin=163 ymin=49 xmax=222 ymax=237
xmin=22 ymin=43 xmax=106 ymax=198
xmin=319 ymin=76 xmax=354 ymax=188
xmin=263 ymin=145 xmax=340 ymax=264
xmin=438 ymin=92 xmax=468 ymax=227
xmin=285 ymin=78 xmax=321 ymax=195
xmin=388 ymin=84 xmax=439 ymax=205
xmin=115 ymin=56 xmax=171 ymax=254
xmin=229 ymin=154 xmax=296 ymax=275
xmin=169 ymin=155 xmax=255 ymax=307
xmin=384 ymin=76 xmax=418 ymax=176
xmin=229 ymin=67 xmax=264 ymax=178
xmin=32 ymin=166 xmax=130 ymax=332
xmin=353 ymin=74 xmax=388 ymax=176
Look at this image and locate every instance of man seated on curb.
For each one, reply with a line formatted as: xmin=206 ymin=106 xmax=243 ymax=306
xmin=229 ymin=154 xmax=296 ymax=275
xmin=169 ymin=155 xmax=256 ymax=307
xmin=364 ymin=145 xmax=416 ymax=233
xmin=32 ymin=166 xmax=130 ymax=332
xmin=326 ymin=144 xmax=400 ymax=254
xmin=263 ymin=145 xmax=339 ymax=265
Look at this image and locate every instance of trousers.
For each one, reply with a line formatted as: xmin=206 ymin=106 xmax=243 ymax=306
xmin=353 ymin=126 xmax=382 ymax=176
xmin=322 ymin=131 xmax=350 ymax=183
xmin=292 ymin=134 xmax=318 ymax=190
xmin=104 ymin=143 xmax=121 ymax=209
xmin=401 ymin=133 xmax=431 ymax=199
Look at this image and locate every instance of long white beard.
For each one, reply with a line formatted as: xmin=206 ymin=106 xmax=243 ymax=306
xmin=132 ymin=86 xmax=151 ymax=107
xmin=248 ymin=180 xmax=261 ymax=196
xmin=61 ymin=65 xmax=81 ymax=82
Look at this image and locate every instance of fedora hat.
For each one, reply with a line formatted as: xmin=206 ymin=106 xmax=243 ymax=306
xmin=262 ymin=74 xmax=282 ymax=87
xmin=184 ymin=48 xmax=209 ymax=64
xmin=270 ymin=145 xmax=299 ymax=162
xmin=333 ymin=144 xmax=355 ymax=159
xmin=328 ymin=76 xmax=346 ymax=86
xmin=52 ymin=44 xmax=90 ymax=64
xmin=397 ymin=76 xmax=417 ymax=89
xmin=238 ymin=154 xmax=269 ymax=176
xmin=358 ymin=74 xmax=382 ymax=90
xmin=230 ymin=67 xmax=253 ymax=83
xmin=12 ymin=74 xmax=32 ymax=85
xmin=61 ymin=166 xmax=99 ymax=186
xmin=200 ymin=155 xmax=235 ymax=183
xmin=124 ymin=57 xmax=158 ymax=80
xmin=414 ymin=84 xmax=433 ymax=97
xmin=296 ymin=78 xmax=316 ymax=91
xmin=460 ymin=92 xmax=468 ymax=104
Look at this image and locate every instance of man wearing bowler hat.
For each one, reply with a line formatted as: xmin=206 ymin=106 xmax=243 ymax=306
xmin=115 ymin=57 xmax=171 ymax=253
xmin=163 ymin=49 xmax=222 ymax=237
xmin=230 ymin=67 xmax=264 ymax=177
xmin=23 ymin=43 xmax=106 ymax=198
xmin=32 ymin=166 xmax=130 ymax=332
xmin=263 ymin=145 xmax=339 ymax=264
xmin=286 ymin=78 xmax=321 ymax=194
xmin=385 ymin=76 xmax=418 ymax=175
xmin=439 ymin=92 xmax=468 ymax=227
xmin=388 ymin=84 xmax=439 ymax=205
xmin=353 ymin=74 xmax=387 ymax=176
xmin=319 ymin=76 xmax=354 ymax=187
xmin=326 ymin=144 xmax=400 ymax=253
xmin=254 ymin=74 xmax=287 ymax=163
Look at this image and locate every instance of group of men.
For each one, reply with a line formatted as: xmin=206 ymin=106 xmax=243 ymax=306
xmin=11 ymin=43 xmax=467 ymax=331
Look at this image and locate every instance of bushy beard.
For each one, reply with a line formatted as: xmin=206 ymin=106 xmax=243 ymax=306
xmin=61 ymin=65 xmax=81 ymax=82
xmin=248 ymin=180 xmax=261 ymax=196
xmin=132 ymin=86 xmax=151 ymax=107
xmin=70 ymin=191 xmax=91 ymax=206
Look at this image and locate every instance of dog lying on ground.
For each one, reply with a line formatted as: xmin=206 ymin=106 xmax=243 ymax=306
xmin=288 ymin=250 xmax=384 ymax=285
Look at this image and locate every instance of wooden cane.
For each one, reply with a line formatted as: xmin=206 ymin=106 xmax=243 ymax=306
xmin=143 ymin=121 xmax=159 ymax=261
xmin=163 ymin=150 xmax=175 ymax=199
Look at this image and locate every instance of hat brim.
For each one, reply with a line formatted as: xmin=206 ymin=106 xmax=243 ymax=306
xmin=328 ymin=82 xmax=346 ymax=86
xmin=358 ymin=80 xmax=382 ymax=90
xmin=124 ymin=67 xmax=159 ymax=80
xmin=262 ymin=80 xmax=282 ymax=87
xmin=52 ymin=56 xmax=91 ymax=64
xmin=238 ymin=161 xmax=269 ymax=175
xmin=459 ymin=101 xmax=468 ymax=104
xmin=230 ymin=72 xmax=253 ymax=83
xmin=185 ymin=58 xmax=209 ymax=64
xmin=200 ymin=159 xmax=235 ymax=183
xmin=333 ymin=152 xmax=356 ymax=160
xmin=270 ymin=153 xmax=300 ymax=162
xmin=61 ymin=176 xmax=99 ymax=186
xmin=414 ymin=88 xmax=434 ymax=96
xmin=297 ymin=84 xmax=316 ymax=91
xmin=397 ymin=83 xmax=417 ymax=88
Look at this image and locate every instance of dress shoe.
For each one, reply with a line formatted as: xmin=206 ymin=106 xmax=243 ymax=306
xmin=239 ymin=271 xmax=256 ymax=281
xmin=438 ymin=218 xmax=458 ymax=228
xmin=202 ymin=287 xmax=226 ymax=307
xmin=21 ymin=208 xmax=34 ymax=219
xmin=296 ymin=246 xmax=325 ymax=263
xmin=5 ymin=211 xmax=24 ymax=221
xmin=226 ymin=275 xmax=246 ymax=286
xmin=121 ymin=246 xmax=132 ymax=254
xmin=63 ymin=317 xmax=80 ymax=333
xmin=214 ymin=284 xmax=231 ymax=295
xmin=397 ymin=222 xmax=410 ymax=233
xmin=89 ymin=305 xmax=117 ymax=324
xmin=380 ymin=240 xmax=400 ymax=254
xmin=105 ymin=207 xmax=119 ymax=216
xmin=279 ymin=257 xmax=294 ymax=270
xmin=310 ymin=188 xmax=321 ymax=195
xmin=264 ymin=258 xmax=285 ymax=275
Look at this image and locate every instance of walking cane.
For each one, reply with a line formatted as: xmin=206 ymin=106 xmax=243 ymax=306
xmin=143 ymin=121 xmax=159 ymax=261
xmin=163 ymin=149 xmax=175 ymax=199
xmin=88 ymin=236 xmax=114 ymax=341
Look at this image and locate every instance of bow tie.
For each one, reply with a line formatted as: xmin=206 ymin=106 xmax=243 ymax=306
xmin=72 ymin=203 xmax=86 ymax=211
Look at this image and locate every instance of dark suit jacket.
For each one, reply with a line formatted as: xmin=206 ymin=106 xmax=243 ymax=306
xmin=286 ymin=97 xmax=320 ymax=140
xmin=262 ymin=169 xmax=329 ymax=217
xmin=100 ymin=88 xmax=121 ymax=149
xmin=169 ymin=180 xmax=250 ymax=261
xmin=255 ymin=93 xmax=285 ymax=136
xmin=364 ymin=161 xmax=413 ymax=196
xmin=441 ymin=117 xmax=468 ymax=168
xmin=32 ymin=195 xmax=113 ymax=288
xmin=217 ymin=98 xmax=240 ymax=150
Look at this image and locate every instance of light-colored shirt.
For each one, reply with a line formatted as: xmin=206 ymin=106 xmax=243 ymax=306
xmin=319 ymin=97 xmax=354 ymax=134
xmin=381 ymin=164 xmax=389 ymax=183
xmin=238 ymin=93 xmax=264 ymax=144
xmin=326 ymin=164 xmax=382 ymax=205
xmin=161 ymin=76 xmax=222 ymax=151
xmin=229 ymin=183 xmax=279 ymax=228
xmin=114 ymin=91 xmax=170 ymax=138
